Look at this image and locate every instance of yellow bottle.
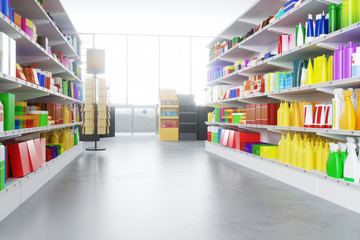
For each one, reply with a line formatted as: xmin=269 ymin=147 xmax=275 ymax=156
xmin=355 ymin=90 xmax=360 ymax=130
xmin=61 ymin=129 xmax=70 ymax=151
xmin=321 ymin=55 xmax=328 ymax=83
xmin=50 ymin=130 xmax=60 ymax=144
xmin=284 ymin=132 xmax=292 ymax=164
xmin=321 ymin=140 xmax=330 ymax=172
xmin=303 ymin=139 xmax=314 ymax=170
xmin=299 ymin=102 xmax=305 ymax=127
xmin=296 ymin=136 xmax=305 ymax=168
xmin=313 ymin=138 xmax=319 ymax=165
xmin=68 ymin=128 xmax=74 ymax=148
xmin=290 ymin=133 xmax=299 ymax=166
xmin=278 ymin=133 xmax=286 ymax=163
xmin=303 ymin=133 xmax=308 ymax=143
xmin=41 ymin=132 xmax=51 ymax=144
xmin=307 ymin=58 xmax=314 ymax=85
xmin=278 ymin=102 xmax=283 ymax=126
xmin=316 ymin=140 xmax=323 ymax=170
xmin=63 ymin=105 xmax=70 ymax=124
xmin=282 ymin=102 xmax=290 ymax=127
xmin=293 ymin=101 xmax=301 ymax=127
xmin=339 ymin=90 xmax=356 ymax=130
xmin=289 ymin=102 xmax=294 ymax=127
xmin=328 ymin=55 xmax=333 ymax=81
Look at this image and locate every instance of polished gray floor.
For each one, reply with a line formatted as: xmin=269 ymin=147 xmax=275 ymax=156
xmin=0 ymin=135 xmax=360 ymax=240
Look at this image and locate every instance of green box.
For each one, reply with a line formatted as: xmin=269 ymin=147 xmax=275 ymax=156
xmin=212 ymin=133 xmax=218 ymax=143
xmin=39 ymin=112 xmax=48 ymax=127
xmin=215 ymin=108 xmax=221 ymax=123
xmin=252 ymin=144 xmax=277 ymax=156
xmin=62 ymin=80 xmax=68 ymax=96
xmin=0 ymin=167 xmax=4 ymax=191
xmin=15 ymin=105 xmax=24 ymax=115
xmin=0 ymin=93 xmax=15 ymax=131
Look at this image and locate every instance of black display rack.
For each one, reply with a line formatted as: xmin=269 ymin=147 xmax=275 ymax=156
xmin=177 ymin=94 xmax=198 ymax=140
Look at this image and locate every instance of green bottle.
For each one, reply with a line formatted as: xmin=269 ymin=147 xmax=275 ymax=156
xmin=327 ymin=143 xmax=343 ymax=179
xmin=339 ymin=143 xmax=348 ymax=166
xmin=329 ymin=4 xmax=338 ymax=33
xmin=338 ymin=3 xmax=343 ymax=29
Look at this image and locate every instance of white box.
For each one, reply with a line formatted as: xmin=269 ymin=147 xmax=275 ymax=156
xmin=0 ymin=32 xmax=9 ymax=75
xmin=9 ymin=37 xmax=16 ymax=77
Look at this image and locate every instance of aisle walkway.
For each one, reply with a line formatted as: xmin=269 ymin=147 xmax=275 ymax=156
xmin=0 ymin=135 xmax=360 ymax=240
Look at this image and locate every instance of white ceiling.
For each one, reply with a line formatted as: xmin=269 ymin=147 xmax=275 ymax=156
xmin=61 ymin=0 xmax=254 ymax=36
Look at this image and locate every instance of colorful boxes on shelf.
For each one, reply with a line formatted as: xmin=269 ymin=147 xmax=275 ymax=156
xmin=0 ymin=93 xmax=15 ymax=131
xmin=21 ymin=18 xmax=37 ymax=40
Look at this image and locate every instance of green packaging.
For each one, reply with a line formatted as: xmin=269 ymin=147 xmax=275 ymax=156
xmin=329 ymin=4 xmax=338 ymax=33
xmin=215 ymin=108 xmax=221 ymax=123
xmin=338 ymin=3 xmax=342 ymax=29
xmin=0 ymin=93 xmax=15 ymax=131
xmin=347 ymin=0 xmax=355 ymax=26
xmin=62 ymin=80 xmax=68 ymax=96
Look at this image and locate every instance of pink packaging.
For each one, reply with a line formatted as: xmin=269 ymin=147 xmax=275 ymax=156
xmin=289 ymin=34 xmax=296 ymax=49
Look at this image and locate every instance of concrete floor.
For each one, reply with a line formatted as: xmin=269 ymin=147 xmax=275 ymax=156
xmin=0 ymin=135 xmax=360 ymax=240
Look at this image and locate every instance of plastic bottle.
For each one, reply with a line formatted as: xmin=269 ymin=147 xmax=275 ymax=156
xmin=316 ymin=139 xmax=324 ymax=170
xmin=289 ymin=102 xmax=294 ymax=126
xmin=291 ymin=133 xmax=299 ymax=166
xmin=301 ymin=66 xmax=307 ymax=86
xmin=339 ymin=90 xmax=356 ymax=130
xmin=344 ymin=142 xmax=360 ymax=182
xmin=357 ymin=0 xmax=360 ymax=22
xmin=282 ymin=102 xmax=290 ymax=127
xmin=321 ymin=140 xmax=330 ymax=172
xmin=284 ymin=132 xmax=292 ymax=164
xmin=333 ymin=45 xmax=344 ymax=80
xmin=327 ymin=143 xmax=343 ymax=178
xmin=61 ymin=129 xmax=70 ymax=151
xmin=339 ymin=142 xmax=348 ymax=166
xmin=329 ymin=4 xmax=338 ymax=33
xmin=41 ymin=132 xmax=51 ymax=144
xmin=344 ymin=42 xmax=357 ymax=79
xmin=293 ymin=101 xmax=301 ymax=127
xmin=68 ymin=128 xmax=74 ymax=148
xmin=353 ymin=47 xmax=360 ymax=77
xmin=63 ymin=105 xmax=70 ymax=124
xmin=306 ymin=14 xmax=315 ymax=43
xmin=307 ymin=58 xmax=314 ymax=85
xmin=296 ymin=136 xmax=305 ymax=168
xmin=315 ymin=14 xmax=322 ymax=38
xmin=347 ymin=0 xmax=355 ymax=26
xmin=314 ymin=138 xmax=319 ymax=162
xmin=332 ymin=88 xmax=343 ymax=129
xmin=321 ymin=55 xmax=328 ymax=82
xmin=319 ymin=12 xmax=327 ymax=37
xmin=303 ymin=139 xmax=314 ymax=170
xmin=338 ymin=3 xmax=343 ymax=29
xmin=278 ymin=133 xmax=286 ymax=163
xmin=297 ymin=23 xmax=304 ymax=46
xmin=342 ymin=0 xmax=348 ymax=27
xmin=50 ymin=130 xmax=60 ymax=144
xmin=354 ymin=90 xmax=360 ymax=131
xmin=278 ymin=102 xmax=283 ymax=126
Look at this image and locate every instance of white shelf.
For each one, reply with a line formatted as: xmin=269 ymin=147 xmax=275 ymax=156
xmin=207 ymin=72 xmax=248 ymax=86
xmin=10 ymin=0 xmax=81 ymax=62
xmin=0 ymin=142 xmax=84 ymax=222
xmin=208 ymin=0 xmax=331 ymax=66
xmin=0 ymin=73 xmax=82 ymax=103
xmin=207 ymin=0 xmax=287 ymax=48
xmin=206 ymin=122 xmax=360 ymax=137
xmin=0 ymin=13 xmax=81 ymax=83
xmin=0 ymin=122 xmax=83 ymax=141
xmin=206 ymin=141 xmax=360 ymax=214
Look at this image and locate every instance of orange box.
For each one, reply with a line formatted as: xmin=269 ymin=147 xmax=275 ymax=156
xmin=14 ymin=13 xmax=22 ymax=28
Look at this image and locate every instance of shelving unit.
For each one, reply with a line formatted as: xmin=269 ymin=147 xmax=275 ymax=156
xmin=178 ymin=95 xmax=198 ymax=140
xmin=159 ymin=89 xmax=179 ymax=141
xmin=0 ymin=0 xmax=84 ymax=222
xmin=205 ymin=0 xmax=360 ymax=213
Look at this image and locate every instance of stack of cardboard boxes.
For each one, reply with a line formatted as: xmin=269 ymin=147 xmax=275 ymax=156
xmin=97 ymin=78 xmax=110 ymax=135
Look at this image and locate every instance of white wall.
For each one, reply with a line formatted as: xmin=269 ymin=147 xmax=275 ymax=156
xmin=61 ymin=0 xmax=254 ymax=36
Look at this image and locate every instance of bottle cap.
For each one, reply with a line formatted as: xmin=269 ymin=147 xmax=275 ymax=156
xmin=347 ymin=137 xmax=356 ymax=143
xmin=343 ymin=90 xmax=352 ymax=97
xmin=339 ymin=143 xmax=347 ymax=151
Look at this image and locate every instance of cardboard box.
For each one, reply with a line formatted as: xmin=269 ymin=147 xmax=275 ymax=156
xmin=255 ymin=104 xmax=261 ymax=124
xmin=246 ymin=105 xmax=256 ymax=124
xmin=260 ymin=103 xmax=279 ymax=125
xmin=0 ymin=33 xmax=9 ymax=75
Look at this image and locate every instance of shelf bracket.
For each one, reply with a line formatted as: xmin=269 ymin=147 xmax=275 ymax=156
xmin=15 ymin=92 xmax=50 ymax=101
xmin=17 ymin=56 xmax=50 ymax=65
xmin=316 ymin=42 xmax=339 ymax=51
xmin=268 ymin=61 xmax=293 ymax=70
xmin=268 ymin=27 xmax=295 ymax=35
xmin=0 ymin=83 xmax=22 ymax=92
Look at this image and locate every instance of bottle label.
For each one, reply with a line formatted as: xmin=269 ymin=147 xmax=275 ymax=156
xmin=352 ymin=66 xmax=360 ymax=77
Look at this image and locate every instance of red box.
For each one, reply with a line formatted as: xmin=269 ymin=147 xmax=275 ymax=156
xmin=207 ymin=132 xmax=212 ymax=142
xmin=261 ymin=103 xmax=280 ymax=125
xmin=236 ymin=88 xmax=240 ymax=97
xmin=246 ymin=105 xmax=256 ymax=124
xmin=27 ymin=140 xmax=41 ymax=171
xmin=240 ymin=142 xmax=246 ymax=151
xmin=8 ymin=142 xmax=31 ymax=178
xmin=220 ymin=130 xmax=230 ymax=146
xmin=235 ymin=131 xmax=261 ymax=144
xmin=227 ymin=130 xmax=236 ymax=148
xmin=255 ymin=104 xmax=261 ymax=124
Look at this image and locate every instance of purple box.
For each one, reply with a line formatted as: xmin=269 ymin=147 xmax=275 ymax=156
xmin=245 ymin=143 xmax=266 ymax=153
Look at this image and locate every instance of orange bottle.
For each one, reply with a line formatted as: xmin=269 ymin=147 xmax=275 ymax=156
xmin=340 ymin=90 xmax=356 ymax=130
xmin=355 ymin=90 xmax=360 ymax=130
xmin=293 ymin=101 xmax=301 ymax=127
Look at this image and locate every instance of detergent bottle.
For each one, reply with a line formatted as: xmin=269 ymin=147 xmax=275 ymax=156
xmin=63 ymin=105 xmax=70 ymax=124
xmin=289 ymin=102 xmax=294 ymax=126
xmin=355 ymin=89 xmax=360 ymax=130
xmin=50 ymin=130 xmax=60 ymax=144
xmin=290 ymin=133 xmax=299 ymax=166
xmin=278 ymin=133 xmax=286 ymax=163
xmin=293 ymin=101 xmax=301 ymax=127
xmin=339 ymin=90 xmax=356 ymax=130
xmin=303 ymin=139 xmax=314 ymax=170
xmin=282 ymin=102 xmax=290 ymax=127
xmin=338 ymin=142 xmax=348 ymax=166
xmin=278 ymin=102 xmax=284 ymax=126
xmin=296 ymin=136 xmax=305 ymax=168
xmin=60 ymin=129 xmax=70 ymax=151
xmin=321 ymin=140 xmax=330 ymax=172
xmin=41 ymin=132 xmax=51 ymax=144
xmin=316 ymin=139 xmax=323 ymax=170
xmin=68 ymin=128 xmax=75 ymax=148
xmin=284 ymin=132 xmax=292 ymax=164
xmin=313 ymin=138 xmax=319 ymax=163
xmin=327 ymin=143 xmax=343 ymax=179
xmin=344 ymin=142 xmax=360 ymax=183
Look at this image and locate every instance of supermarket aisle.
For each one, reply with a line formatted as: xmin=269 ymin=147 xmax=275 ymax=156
xmin=0 ymin=135 xmax=360 ymax=240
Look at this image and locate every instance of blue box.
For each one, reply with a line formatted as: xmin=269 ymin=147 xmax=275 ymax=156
xmin=218 ymin=128 xmax=222 ymax=143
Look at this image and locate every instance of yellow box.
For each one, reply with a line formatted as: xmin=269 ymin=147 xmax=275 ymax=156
xmin=260 ymin=146 xmax=278 ymax=159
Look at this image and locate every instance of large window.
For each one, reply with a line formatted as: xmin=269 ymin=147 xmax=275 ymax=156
xmin=80 ymin=34 xmax=212 ymax=105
